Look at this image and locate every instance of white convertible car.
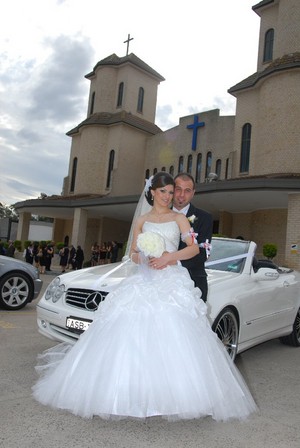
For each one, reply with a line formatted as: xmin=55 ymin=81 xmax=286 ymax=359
xmin=36 ymin=238 xmax=300 ymax=360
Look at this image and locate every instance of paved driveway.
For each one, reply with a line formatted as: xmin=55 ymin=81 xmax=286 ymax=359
xmin=0 ymin=274 xmax=299 ymax=448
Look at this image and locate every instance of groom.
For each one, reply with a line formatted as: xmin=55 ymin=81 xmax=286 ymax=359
xmin=173 ymin=173 xmax=213 ymax=302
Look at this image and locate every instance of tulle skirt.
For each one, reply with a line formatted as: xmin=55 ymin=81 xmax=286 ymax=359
xmin=33 ymin=265 xmax=257 ymax=421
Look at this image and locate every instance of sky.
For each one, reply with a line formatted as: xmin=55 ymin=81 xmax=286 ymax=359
xmin=0 ymin=0 xmax=260 ymax=206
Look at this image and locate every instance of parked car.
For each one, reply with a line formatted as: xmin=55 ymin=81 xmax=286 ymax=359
xmin=36 ymin=238 xmax=300 ymax=360
xmin=0 ymin=255 xmax=43 ymax=310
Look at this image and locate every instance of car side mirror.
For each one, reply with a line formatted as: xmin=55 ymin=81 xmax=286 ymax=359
xmin=253 ymin=267 xmax=279 ymax=281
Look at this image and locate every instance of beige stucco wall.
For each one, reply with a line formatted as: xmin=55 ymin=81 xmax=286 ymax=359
xmin=285 ymin=193 xmax=300 ymax=269
xmin=256 ymin=0 xmax=300 ymax=71
xmin=87 ymin=65 xmax=159 ymax=123
xmin=145 ymin=110 xmax=235 ymax=182
xmin=232 ymin=70 xmax=300 ymax=178
xmin=218 ymin=208 xmax=287 ymax=265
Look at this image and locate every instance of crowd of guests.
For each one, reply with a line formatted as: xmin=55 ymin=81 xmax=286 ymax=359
xmin=1 ymin=238 xmax=120 ymax=273
xmin=90 ymin=241 xmax=119 ymax=266
xmin=58 ymin=244 xmax=85 ymax=273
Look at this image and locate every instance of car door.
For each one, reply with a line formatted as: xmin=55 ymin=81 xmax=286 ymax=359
xmin=238 ymin=268 xmax=297 ymax=343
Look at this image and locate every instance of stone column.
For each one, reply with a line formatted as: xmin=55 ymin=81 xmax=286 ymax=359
xmin=285 ymin=194 xmax=300 ymax=270
xmin=16 ymin=212 xmax=31 ymax=241
xmin=71 ymin=208 xmax=88 ymax=248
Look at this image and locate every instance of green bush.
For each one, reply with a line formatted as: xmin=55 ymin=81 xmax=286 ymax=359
xmin=24 ymin=240 xmax=31 ymax=249
xmin=56 ymin=242 xmax=65 ymax=252
xmin=14 ymin=240 xmax=22 ymax=251
xmin=263 ymin=243 xmax=277 ymax=260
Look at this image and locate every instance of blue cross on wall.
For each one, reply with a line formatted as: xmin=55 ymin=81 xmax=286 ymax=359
xmin=186 ymin=115 xmax=205 ymax=151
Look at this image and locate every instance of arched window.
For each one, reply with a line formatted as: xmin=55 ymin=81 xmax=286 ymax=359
xmin=225 ymin=158 xmax=229 ymax=179
xmin=195 ymin=153 xmax=202 ymax=183
xmin=153 ymin=168 xmax=157 ymax=174
xmin=263 ymin=29 xmax=274 ymax=62
xmin=205 ymin=152 xmax=212 ymax=178
xmin=187 ymin=155 xmax=193 ymax=174
xmin=178 ymin=156 xmax=184 ymax=173
xmin=169 ymin=165 xmax=174 ymax=176
xmin=161 ymin=166 xmax=166 ymax=171
xmin=145 ymin=169 xmax=150 ymax=179
xmin=70 ymin=157 xmax=77 ymax=192
xmin=137 ymin=87 xmax=144 ymax=113
xmin=90 ymin=92 xmax=95 ymax=115
xmin=117 ymin=82 xmax=124 ymax=107
xmin=215 ymin=159 xmax=221 ymax=178
xmin=240 ymin=124 xmax=251 ymax=173
xmin=106 ymin=150 xmax=115 ymax=188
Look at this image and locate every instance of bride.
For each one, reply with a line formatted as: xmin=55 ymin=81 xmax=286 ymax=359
xmin=33 ymin=172 xmax=257 ymax=421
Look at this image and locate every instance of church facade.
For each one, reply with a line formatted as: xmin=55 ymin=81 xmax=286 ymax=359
xmin=16 ymin=0 xmax=300 ymax=269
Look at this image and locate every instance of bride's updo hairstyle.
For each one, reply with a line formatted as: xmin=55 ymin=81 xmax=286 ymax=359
xmin=145 ymin=172 xmax=175 ymax=205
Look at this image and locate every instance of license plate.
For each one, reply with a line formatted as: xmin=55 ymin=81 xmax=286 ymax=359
xmin=66 ymin=316 xmax=92 ymax=333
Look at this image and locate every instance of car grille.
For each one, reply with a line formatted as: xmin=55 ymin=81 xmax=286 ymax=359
xmin=65 ymin=288 xmax=109 ymax=311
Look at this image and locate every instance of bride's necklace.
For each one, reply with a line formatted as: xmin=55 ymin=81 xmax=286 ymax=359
xmin=149 ymin=208 xmax=174 ymax=223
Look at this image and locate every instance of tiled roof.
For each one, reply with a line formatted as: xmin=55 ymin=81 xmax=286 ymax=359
xmin=85 ymin=53 xmax=165 ymax=82
xmin=228 ymin=52 xmax=300 ymax=95
xmin=66 ymin=111 xmax=162 ymax=136
xmin=252 ymin=0 xmax=274 ymax=13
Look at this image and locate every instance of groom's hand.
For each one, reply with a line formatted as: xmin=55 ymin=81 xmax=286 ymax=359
xmin=149 ymin=252 xmax=173 ymax=270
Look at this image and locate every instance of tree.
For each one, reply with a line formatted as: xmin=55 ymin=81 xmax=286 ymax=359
xmin=0 ymin=203 xmax=19 ymax=220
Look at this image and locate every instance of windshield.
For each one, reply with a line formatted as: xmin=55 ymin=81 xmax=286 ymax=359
xmin=205 ymin=238 xmax=251 ymax=273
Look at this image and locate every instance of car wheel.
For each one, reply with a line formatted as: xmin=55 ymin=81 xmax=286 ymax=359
xmin=212 ymin=307 xmax=239 ymax=361
xmin=0 ymin=272 xmax=33 ymax=310
xmin=280 ymin=306 xmax=300 ymax=347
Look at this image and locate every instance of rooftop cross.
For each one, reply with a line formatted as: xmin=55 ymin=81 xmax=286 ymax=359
xmin=186 ymin=115 xmax=205 ymax=151
xmin=124 ymin=34 xmax=134 ymax=56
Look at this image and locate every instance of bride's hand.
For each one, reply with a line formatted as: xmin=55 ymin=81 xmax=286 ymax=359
xmin=149 ymin=252 xmax=172 ymax=270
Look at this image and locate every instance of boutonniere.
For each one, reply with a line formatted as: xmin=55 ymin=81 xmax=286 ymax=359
xmin=188 ymin=214 xmax=198 ymax=224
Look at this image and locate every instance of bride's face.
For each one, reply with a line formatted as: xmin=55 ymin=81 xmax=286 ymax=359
xmin=152 ymin=184 xmax=174 ymax=207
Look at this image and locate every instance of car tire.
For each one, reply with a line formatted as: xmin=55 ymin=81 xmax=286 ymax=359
xmin=280 ymin=306 xmax=300 ymax=347
xmin=0 ymin=272 xmax=33 ymax=310
xmin=212 ymin=307 xmax=239 ymax=361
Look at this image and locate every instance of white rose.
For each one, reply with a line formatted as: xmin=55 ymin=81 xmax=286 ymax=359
xmin=188 ymin=214 xmax=197 ymax=224
xmin=137 ymin=231 xmax=165 ymax=258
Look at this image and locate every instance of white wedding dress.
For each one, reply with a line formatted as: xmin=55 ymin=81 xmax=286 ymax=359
xmin=33 ymin=221 xmax=257 ymax=421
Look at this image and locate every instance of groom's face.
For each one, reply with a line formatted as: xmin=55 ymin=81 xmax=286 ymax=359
xmin=173 ymin=177 xmax=195 ymax=210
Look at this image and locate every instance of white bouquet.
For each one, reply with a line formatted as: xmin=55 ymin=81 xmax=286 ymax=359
xmin=137 ymin=231 xmax=165 ymax=258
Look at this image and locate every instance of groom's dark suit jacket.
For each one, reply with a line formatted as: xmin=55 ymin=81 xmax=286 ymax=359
xmin=179 ymin=203 xmax=213 ymax=299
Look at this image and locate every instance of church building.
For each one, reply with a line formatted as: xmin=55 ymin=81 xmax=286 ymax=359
xmin=16 ymin=0 xmax=300 ymax=269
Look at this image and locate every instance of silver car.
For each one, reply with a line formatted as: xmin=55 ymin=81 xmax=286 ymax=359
xmin=0 ymin=255 xmax=43 ymax=310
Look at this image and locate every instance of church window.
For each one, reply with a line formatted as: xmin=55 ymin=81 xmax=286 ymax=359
xmin=178 ymin=156 xmax=184 ymax=173
xmin=90 ymin=92 xmax=95 ymax=115
xmin=106 ymin=150 xmax=115 ymax=188
xmin=225 ymin=158 xmax=229 ymax=179
xmin=70 ymin=157 xmax=78 ymax=192
xmin=240 ymin=123 xmax=251 ymax=173
xmin=137 ymin=87 xmax=144 ymax=113
xmin=161 ymin=166 xmax=166 ymax=171
xmin=145 ymin=169 xmax=150 ymax=179
xmin=263 ymin=29 xmax=274 ymax=62
xmin=117 ymin=82 xmax=124 ymax=107
xmin=195 ymin=153 xmax=202 ymax=183
xmin=205 ymin=152 xmax=212 ymax=178
xmin=187 ymin=155 xmax=193 ymax=174
xmin=215 ymin=159 xmax=221 ymax=178
xmin=169 ymin=166 xmax=174 ymax=176
xmin=153 ymin=168 xmax=157 ymax=174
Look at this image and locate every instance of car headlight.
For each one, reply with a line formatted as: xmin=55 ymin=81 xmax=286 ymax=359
xmin=45 ymin=277 xmax=65 ymax=303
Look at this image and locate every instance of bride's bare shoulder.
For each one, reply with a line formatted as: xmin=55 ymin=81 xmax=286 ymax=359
xmin=138 ymin=213 xmax=150 ymax=224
